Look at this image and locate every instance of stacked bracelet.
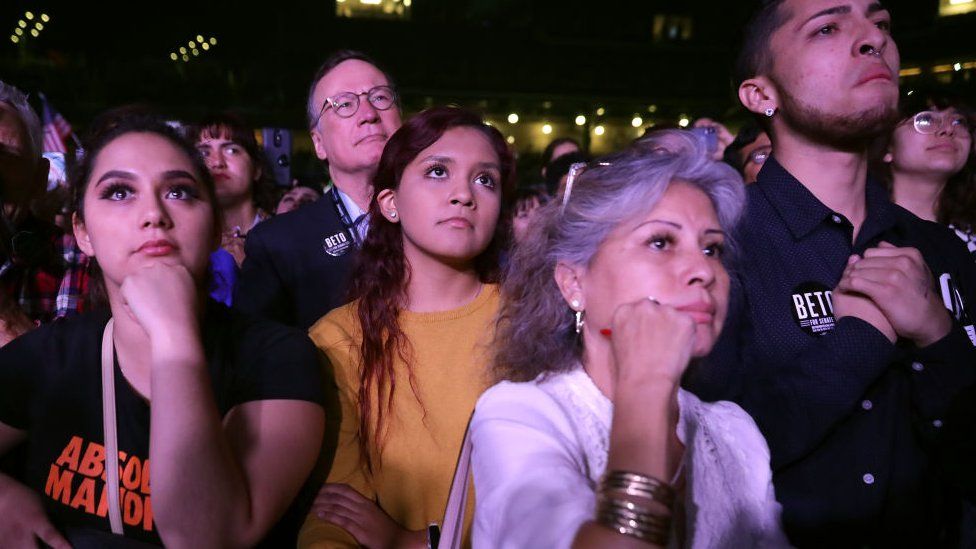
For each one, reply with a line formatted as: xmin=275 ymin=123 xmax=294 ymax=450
xmin=595 ymin=470 xmax=675 ymax=545
xmin=602 ymin=470 xmax=676 ymax=508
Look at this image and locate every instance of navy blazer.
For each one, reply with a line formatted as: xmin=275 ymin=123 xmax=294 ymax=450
xmin=235 ymin=194 xmax=358 ymax=330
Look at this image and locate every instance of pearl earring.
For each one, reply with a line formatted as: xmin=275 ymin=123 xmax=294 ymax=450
xmin=389 ymin=211 xmax=398 ymax=219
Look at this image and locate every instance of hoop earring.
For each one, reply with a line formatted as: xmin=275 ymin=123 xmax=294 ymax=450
xmin=764 ymin=107 xmax=776 ymax=118
xmin=575 ymin=309 xmax=585 ymax=334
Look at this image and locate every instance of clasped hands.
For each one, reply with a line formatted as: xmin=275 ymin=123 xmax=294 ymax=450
xmin=833 ymin=241 xmax=952 ymax=347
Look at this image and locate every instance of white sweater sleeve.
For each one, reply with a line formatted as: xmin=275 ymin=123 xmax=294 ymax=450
xmin=471 ymin=381 xmax=596 ymax=549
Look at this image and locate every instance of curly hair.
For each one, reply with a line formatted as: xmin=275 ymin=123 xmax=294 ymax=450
xmin=349 ymin=106 xmax=515 ymax=470
xmin=493 ymin=130 xmax=745 ymax=383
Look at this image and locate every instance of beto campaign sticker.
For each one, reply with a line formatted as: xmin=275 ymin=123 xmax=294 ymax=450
xmin=790 ymin=282 xmax=836 ymax=336
xmin=323 ymin=231 xmax=352 ymax=257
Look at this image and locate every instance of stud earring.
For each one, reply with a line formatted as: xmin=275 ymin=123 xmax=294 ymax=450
xmin=764 ymin=107 xmax=776 ymax=118
xmin=571 ymin=299 xmax=580 ymax=309
xmin=389 ymin=211 xmax=398 ymax=219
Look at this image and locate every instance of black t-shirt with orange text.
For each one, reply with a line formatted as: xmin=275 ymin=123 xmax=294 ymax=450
xmin=0 ymin=301 xmax=325 ymax=545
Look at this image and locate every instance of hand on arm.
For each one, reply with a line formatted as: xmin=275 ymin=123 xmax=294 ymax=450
xmin=310 ymin=484 xmax=424 ymax=549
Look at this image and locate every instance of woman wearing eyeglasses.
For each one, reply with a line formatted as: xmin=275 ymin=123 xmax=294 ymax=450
xmin=471 ymin=131 xmax=788 ymax=548
xmin=298 ymin=107 xmax=514 ymax=549
xmin=873 ymin=91 xmax=976 ymax=257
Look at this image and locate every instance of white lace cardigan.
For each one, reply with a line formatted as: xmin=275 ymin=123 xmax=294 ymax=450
xmin=470 ymin=367 xmax=792 ymax=548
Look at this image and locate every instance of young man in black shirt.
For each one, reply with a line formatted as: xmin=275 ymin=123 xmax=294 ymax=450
xmin=686 ymin=0 xmax=976 ymax=545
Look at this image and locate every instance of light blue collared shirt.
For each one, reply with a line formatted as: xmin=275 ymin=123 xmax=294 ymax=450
xmin=334 ymin=186 xmax=370 ymax=243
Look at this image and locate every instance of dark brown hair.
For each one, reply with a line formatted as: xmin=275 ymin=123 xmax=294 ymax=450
xmin=734 ymin=1 xmax=792 ymax=132
xmin=350 ymin=106 xmax=515 ymax=470
xmin=68 ymin=114 xmax=220 ymax=306
xmin=188 ymin=112 xmax=278 ymax=213
xmin=871 ymin=90 xmax=976 ymax=231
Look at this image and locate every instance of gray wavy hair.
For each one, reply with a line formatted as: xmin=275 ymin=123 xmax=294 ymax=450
xmin=0 ymin=80 xmax=43 ymax=160
xmin=492 ymin=129 xmax=746 ymax=383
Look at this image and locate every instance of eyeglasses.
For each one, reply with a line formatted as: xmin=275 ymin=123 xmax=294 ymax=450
xmin=745 ymin=146 xmax=771 ymax=166
xmin=314 ymin=85 xmax=397 ymax=125
xmin=911 ymin=111 xmax=971 ymax=135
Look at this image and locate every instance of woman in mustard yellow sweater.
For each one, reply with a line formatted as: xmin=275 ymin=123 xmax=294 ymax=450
xmin=299 ymin=106 xmax=515 ymax=549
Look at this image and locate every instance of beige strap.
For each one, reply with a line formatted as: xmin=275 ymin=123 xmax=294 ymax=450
xmin=440 ymin=416 xmax=473 ymax=549
xmin=101 ymin=318 xmax=124 ymax=535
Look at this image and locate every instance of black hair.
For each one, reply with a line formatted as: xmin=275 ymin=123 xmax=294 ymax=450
xmin=188 ymin=112 xmax=278 ymax=213
xmin=70 ymin=114 xmax=218 ymax=224
xmin=870 ymin=89 xmax=976 ymax=231
xmin=544 ymin=151 xmax=590 ymax=196
xmin=541 ymin=137 xmax=582 ymax=168
xmin=723 ymin=121 xmax=767 ymax=173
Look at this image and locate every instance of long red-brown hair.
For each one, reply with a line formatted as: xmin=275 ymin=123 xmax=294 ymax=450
xmin=350 ymin=106 xmax=515 ymax=470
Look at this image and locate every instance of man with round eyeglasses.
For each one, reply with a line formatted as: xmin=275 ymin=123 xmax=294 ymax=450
xmin=236 ymin=50 xmax=402 ymax=330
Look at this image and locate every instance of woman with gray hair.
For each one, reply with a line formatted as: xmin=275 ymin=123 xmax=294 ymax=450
xmin=470 ymin=130 xmax=789 ymax=548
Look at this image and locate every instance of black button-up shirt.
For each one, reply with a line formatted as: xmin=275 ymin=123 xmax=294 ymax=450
xmin=686 ymin=157 xmax=976 ymax=547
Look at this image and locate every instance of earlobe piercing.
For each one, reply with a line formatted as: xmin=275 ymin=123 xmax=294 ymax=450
xmin=764 ymin=107 xmax=776 ymax=118
xmin=389 ymin=211 xmax=398 ymax=219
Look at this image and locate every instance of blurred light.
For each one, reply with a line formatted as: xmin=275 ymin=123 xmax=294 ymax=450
xmin=594 ymin=125 xmax=606 ymax=136
xmin=907 ymin=89 xmax=915 ymax=96
xmin=484 ymin=120 xmax=493 ymax=126
xmin=192 ymin=48 xmax=199 ymax=56
xmin=35 ymin=22 xmax=43 ymax=30
xmin=10 ymin=36 xmax=18 ymax=44
xmin=15 ymin=28 xmax=23 ymax=36
xmin=196 ymin=35 xmax=204 ymax=43
xmin=202 ymin=42 xmax=210 ymax=50
xmin=18 ymin=20 xmax=26 ymax=29
xmin=596 ymin=107 xmax=605 ymax=116
xmin=575 ymin=115 xmax=586 ymax=126
xmin=507 ymin=113 xmax=519 ymax=124
xmin=950 ymin=0 xmax=973 ymax=4
xmin=542 ymin=123 xmax=553 ymax=135
xmin=170 ymin=52 xmax=178 ymax=61
xmin=25 ymin=12 xmax=34 ymax=20
xmin=29 ymin=29 xmax=38 ymax=37
xmin=404 ymin=0 xmax=412 ymax=6
xmin=899 ymin=67 xmax=922 ymax=77
xmin=41 ymin=14 xmax=49 ymax=22
xmin=506 ymin=136 xmax=515 ymax=144
xmin=189 ymin=41 xmax=196 ymax=48
xmin=210 ymin=37 xmax=217 ymax=45
xmin=337 ymin=0 xmax=346 ymax=2
xmin=361 ymin=0 xmax=382 ymax=4
xmin=631 ymin=116 xmax=643 ymax=128
xmin=648 ymin=105 xmax=658 ymax=113
xmin=182 ymin=54 xmax=190 ymax=62
xmin=678 ymin=117 xmax=690 ymax=128
xmin=954 ymin=62 xmax=963 ymax=71
xmin=179 ymin=47 xmax=187 ymax=54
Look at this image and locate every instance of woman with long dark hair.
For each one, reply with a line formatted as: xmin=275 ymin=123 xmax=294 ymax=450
xmin=299 ymin=106 xmax=514 ymax=548
xmin=872 ymin=91 xmax=976 ymax=257
xmin=0 ymin=115 xmax=324 ymax=547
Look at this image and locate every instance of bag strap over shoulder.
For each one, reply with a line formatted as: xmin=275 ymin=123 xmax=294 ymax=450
xmin=101 ymin=318 xmax=125 ymax=535
xmin=440 ymin=416 xmax=474 ymax=549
